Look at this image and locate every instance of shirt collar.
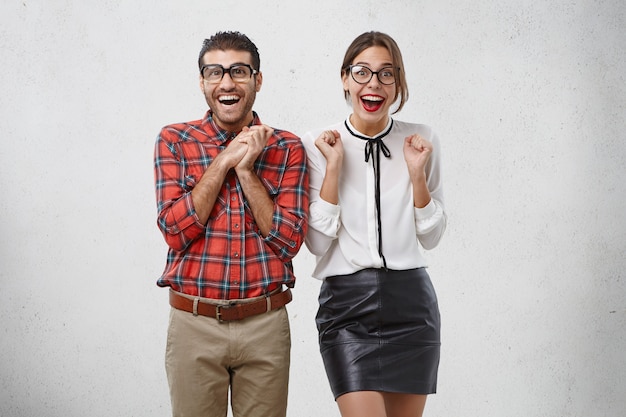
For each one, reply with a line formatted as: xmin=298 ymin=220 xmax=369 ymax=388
xmin=202 ymin=110 xmax=262 ymax=144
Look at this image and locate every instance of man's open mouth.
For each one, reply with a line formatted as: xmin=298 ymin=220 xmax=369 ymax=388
xmin=219 ymin=95 xmax=241 ymax=106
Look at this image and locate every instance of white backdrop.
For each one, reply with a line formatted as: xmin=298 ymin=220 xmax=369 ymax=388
xmin=1 ymin=1 xmax=625 ymax=416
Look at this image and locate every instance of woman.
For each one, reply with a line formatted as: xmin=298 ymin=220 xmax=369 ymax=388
xmin=302 ymin=31 xmax=447 ymax=417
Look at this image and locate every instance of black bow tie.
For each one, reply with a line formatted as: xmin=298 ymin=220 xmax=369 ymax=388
xmin=344 ymin=120 xmax=394 ymax=270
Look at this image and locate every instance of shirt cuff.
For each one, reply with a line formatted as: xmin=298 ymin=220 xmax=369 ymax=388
xmin=166 ymin=193 xmax=203 ymax=234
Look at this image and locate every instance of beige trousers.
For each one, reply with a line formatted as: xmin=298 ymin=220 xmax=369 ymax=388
xmin=165 ymin=298 xmax=291 ymax=417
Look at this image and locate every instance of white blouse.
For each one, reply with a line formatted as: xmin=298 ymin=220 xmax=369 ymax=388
xmin=301 ymin=118 xmax=447 ymax=280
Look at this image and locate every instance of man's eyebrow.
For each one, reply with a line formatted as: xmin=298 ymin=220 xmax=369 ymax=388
xmin=203 ymin=61 xmax=251 ymax=66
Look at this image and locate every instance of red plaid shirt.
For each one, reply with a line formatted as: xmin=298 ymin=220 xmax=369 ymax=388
xmin=154 ymin=111 xmax=309 ymax=299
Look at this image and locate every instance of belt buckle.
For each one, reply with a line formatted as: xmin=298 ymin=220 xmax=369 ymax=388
xmin=215 ymin=305 xmax=224 ymax=322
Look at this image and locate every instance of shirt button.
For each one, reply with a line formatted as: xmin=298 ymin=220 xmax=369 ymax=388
xmin=234 ymin=252 xmax=239 ymax=257
xmin=234 ymin=224 xmax=240 ymax=229
xmin=231 ymin=196 xmax=236 ymax=201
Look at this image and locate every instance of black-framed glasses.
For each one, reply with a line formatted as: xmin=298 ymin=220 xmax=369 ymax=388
xmin=348 ymin=65 xmax=397 ymax=85
xmin=200 ymin=64 xmax=258 ymax=83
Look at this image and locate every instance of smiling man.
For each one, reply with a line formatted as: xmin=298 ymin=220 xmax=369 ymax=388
xmin=153 ymin=31 xmax=309 ymax=417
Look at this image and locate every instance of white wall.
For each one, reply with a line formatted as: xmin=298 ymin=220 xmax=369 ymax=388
xmin=1 ymin=1 xmax=625 ymax=416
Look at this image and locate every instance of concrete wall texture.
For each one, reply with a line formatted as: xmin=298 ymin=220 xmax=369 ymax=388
xmin=1 ymin=1 xmax=625 ymax=416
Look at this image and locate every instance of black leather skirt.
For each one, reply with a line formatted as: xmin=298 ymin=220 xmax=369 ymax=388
xmin=316 ymin=268 xmax=441 ymax=398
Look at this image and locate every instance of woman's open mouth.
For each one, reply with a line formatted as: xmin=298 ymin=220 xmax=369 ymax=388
xmin=360 ymin=95 xmax=384 ymax=112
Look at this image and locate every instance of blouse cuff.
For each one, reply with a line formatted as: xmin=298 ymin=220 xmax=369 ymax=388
xmin=309 ymin=198 xmax=341 ymax=237
xmin=312 ymin=198 xmax=341 ymax=217
xmin=414 ymin=198 xmax=437 ymax=220
xmin=413 ymin=198 xmax=445 ymax=234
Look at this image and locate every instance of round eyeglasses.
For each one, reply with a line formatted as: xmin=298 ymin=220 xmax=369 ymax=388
xmin=200 ymin=64 xmax=258 ymax=83
xmin=348 ymin=65 xmax=397 ymax=85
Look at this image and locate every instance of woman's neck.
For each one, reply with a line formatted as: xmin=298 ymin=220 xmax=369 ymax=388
xmin=349 ymin=114 xmax=390 ymax=137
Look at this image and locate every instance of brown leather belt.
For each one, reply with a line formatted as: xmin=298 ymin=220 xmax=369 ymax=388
xmin=169 ymin=288 xmax=292 ymax=322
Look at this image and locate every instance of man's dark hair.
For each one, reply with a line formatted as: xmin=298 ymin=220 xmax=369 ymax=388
xmin=198 ymin=31 xmax=261 ymax=71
